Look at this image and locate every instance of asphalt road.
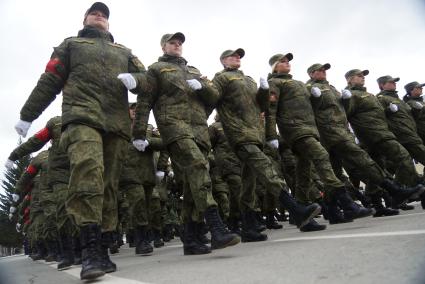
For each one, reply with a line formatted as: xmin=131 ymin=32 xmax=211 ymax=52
xmin=1 ymin=203 xmax=425 ymax=284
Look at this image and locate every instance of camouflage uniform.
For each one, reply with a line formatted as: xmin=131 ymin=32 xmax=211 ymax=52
xmin=377 ymin=90 xmax=425 ymax=166
xmin=343 ymin=85 xmax=420 ymax=186
xmin=133 ymin=54 xmax=218 ymax=223
xmin=19 ymin=26 xmax=147 ymax=231
xmin=213 ymin=68 xmax=283 ymax=212
xmin=119 ymin=125 xmax=165 ymax=230
xmin=209 ymin=121 xmax=242 ymax=220
xmin=306 ymin=79 xmax=388 ymax=195
xmin=266 ymin=72 xmax=344 ymax=198
xmin=405 ymin=94 xmax=425 ymax=143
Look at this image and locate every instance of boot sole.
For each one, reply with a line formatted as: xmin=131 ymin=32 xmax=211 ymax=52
xmin=298 ymin=206 xmax=322 ymax=229
xmin=80 ymin=269 xmax=105 ymax=280
xmin=184 ymin=249 xmax=211 ymax=255
xmin=211 ymin=236 xmax=241 ymax=250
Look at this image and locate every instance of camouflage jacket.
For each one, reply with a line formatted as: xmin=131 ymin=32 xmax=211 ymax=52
xmin=266 ymin=73 xmax=319 ymax=146
xmin=212 ymin=69 xmax=266 ymax=148
xmin=209 ymin=121 xmax=241 ymax=176
xmin=8 ymin=116 xmax=69 ymax=186
xmin=120 ymin=125 xmax=165 ymax=186
xmin=376 ymin=90 xmax=422 ymax=145
xmin=342 ymin=85 xmax=396 ymax=145
xmin=19 ymin=26 xmax=147 ymax=140
xmin=404 ymin=95 xmax=425 ymax=142
xmin=306 ymin=79 xmax=354 ymax=148
xmin=15 ymin=150 xmax=49 ymax=215
xmin=133 ymin=54 xmax=219 ymax=151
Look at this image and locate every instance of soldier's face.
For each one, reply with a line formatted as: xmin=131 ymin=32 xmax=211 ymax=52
xmin=412 ymin=86 xmax=423 ymax=97
xmin=163 ymin=40 xmax=183 ymax=57
xmin=129 ymin=107 xmax=136 ymax=120
xmin=221 ymin=54 xmax=241 ymax=69
xmin=382 ymin=81 xmax=396 ymax=91
xmin=84 ymin=10 xmax=109 ymax=32
xmin=274 ymin=58 xmax=291 ymax=73
xmin=311 ymin=68 xmax=327 ymax=80
xmin=349 ymin=74 xmax=365 ymax=86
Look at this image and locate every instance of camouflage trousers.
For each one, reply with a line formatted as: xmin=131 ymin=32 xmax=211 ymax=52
xmin=60 ymin=124 xmax=127 ymax=232
xmin=168 ymin=138 xmax=217 ymax=223
xmin=211 ymin=169 xmax=230 ymax=221
xmin=122 ymin=183 xmax=162 ymax=230
xmin=54 ymin=183 xmax=79 ymax=237
xmin=235 ymin=144 xmax=285 ymax=212
xmin=292 ymin=136 xmax=344 ymax=202
xmin=223 ymin=174 xmax=242 ymax=219
xmin=368 ymin=139 xmax=420 ymax=186
xmin=39 ymin=190 xmax=58 ymax=241
xmin=328 ymin=140 xmax=387 ymax=195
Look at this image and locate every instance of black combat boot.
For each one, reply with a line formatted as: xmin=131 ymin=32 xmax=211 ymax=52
xmin=45 ymin=240 xmax=58 ymax=262
xmin=135 ymin=226 xmax=153 ymax=255
xmin=253 ymin=211 xmax=267 ymax=232
xmin=351 ymin=187 xmax=371 ymax=208
xmin=195 ymin=222 xmax=211 ymax=244
xmin=100 ymin=232 xmax=117 ymax=273
xmin=227 ymin=217 xmax=242 ymax=235
xmin=300 ymin=218 xmax=327 ymax=232
xmin=126 ymin=229 xmax=135 ymax=247
xmin=153 ymin=229 xmax=165 ymax=248
xmin=31 ymin=241 xmax=47 ymax=261
xmin=57 ymin=233 xmax=74 ymax=271
xmin=326 ymin=199 xmax=353 ymax=225
xmin=183 ymin=222 xmax=211 ymax=255
xmin=109 ymin=232 xmax=120 ymax=254
xmin=73 ymin=236 xmax=82 ymax=265
xmin=205 ymin=207 xmax=240 ymax=249
xmin=369 ymin=193 xmax=399 ymax=217
xmin=317 ymin=199 xmax=329 ymax=220
xmin=265 ymin=212 xmax=283 ymax=229
xmin=380 ymin=179 xmax=425 ymax=207
xmin=241 ymin=210 xmax=268 ymax=242
xmin=79 ymin=224 xmax=105 ymax=280
xmin=279 ymin=191 xmax=321 ymax=229
xmin=398 ymin=203 xmax=415 ymax=210
xmin=333 ymin=188 xmax=374 ymax=220
xmin=162 ymin=224 xmax=174 ymax=242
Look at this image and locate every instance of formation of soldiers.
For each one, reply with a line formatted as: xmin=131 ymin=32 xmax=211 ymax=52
xmin=5 ymin=2 xmax=425 ymax=281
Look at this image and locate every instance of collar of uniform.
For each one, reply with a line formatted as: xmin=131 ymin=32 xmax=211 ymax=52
xmin=378 ymin=90 xmax=398 ymax=98
xmin=223 ymin=68 xmax=244 ymax=75
xmin=78 ymin=25 xmax=114 ymax=42
xmin=311 ymin=79 xmax=329 ymax=84
xmin=158 ymin=54 xmax=188 ymax=66
xmin=347 ymin=85 xmax=366 ymax=91
xmin=269 ymin=72 xmax=292 ymax=80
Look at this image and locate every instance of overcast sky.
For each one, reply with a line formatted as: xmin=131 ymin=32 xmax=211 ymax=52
xmin=1 ymin=0 xmax=425 ymax=186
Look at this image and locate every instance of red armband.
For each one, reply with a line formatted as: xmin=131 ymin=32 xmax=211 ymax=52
xmin=24 ymin=207 xmax=30 ymax=216
xmin=24 ymin=194 xmax=31 ymax=201
xmin=45 ymin=58 xmax=66 ymax=79
xmin=35 ymin=127 xmax=51 ymax=142
xmin=26 ymin=165 xmax=37 ymax=175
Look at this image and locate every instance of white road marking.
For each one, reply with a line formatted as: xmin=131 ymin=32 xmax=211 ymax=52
xmin=271 ymin=229 xmax=425 ymax=243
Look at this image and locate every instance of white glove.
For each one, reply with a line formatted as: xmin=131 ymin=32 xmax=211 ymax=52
xmin=267 ymin=139 xmax=279 ymax=149
xmin=186 ymin=79 xmax=202 ymax=91
xmin=8 ymin=213 xmax=13 ymax=221
xmin=259 ymin=77 xmax=269 ymax=89
xmin=14 ymin=120 xmax=32 ymax=138
xmin=168 ymin=170 xmax=174 ymax=178
xmin=341 ymin=89 xmax=352 ymax=99
xmin=389 ymin=103 xmax=398 ymax=113
xmin=354 ymin=137 xmax=360 ymax=145
xmin=156 ymin=171 xmax=165 ymax=182
xmin=311 ymin=87 xmax=322 ymax=97
xmin=16 ymin=223 xmax=21 ymax=232
xmin=5 ymin=159 xmax=14 ymax=170
xmin=132 ymin=139 xmax=149 ymax=152
xmin=414 ymin=102 xmax=424 ymax=109
xmin=12 ymin=193 xmax=20 ymax=203
xmin=9 ymin=206 xmax=16 ymax=214
xmin=117 ymin=73 xmax=137 ymax=90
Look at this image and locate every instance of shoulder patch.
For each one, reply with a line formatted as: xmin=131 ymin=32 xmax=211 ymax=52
xmin=160 ymin=68 xmax=177 ymax=73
